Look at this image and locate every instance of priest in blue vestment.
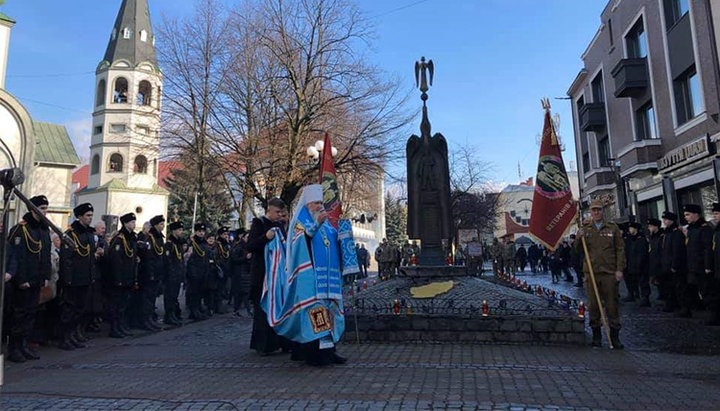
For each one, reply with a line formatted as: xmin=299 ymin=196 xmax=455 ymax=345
xmin=262 ymin=184 xmax=351 ymax=366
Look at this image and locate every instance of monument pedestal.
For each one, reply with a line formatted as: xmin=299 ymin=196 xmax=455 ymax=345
xmin=400 ymin=265 xmax=468 ymax=280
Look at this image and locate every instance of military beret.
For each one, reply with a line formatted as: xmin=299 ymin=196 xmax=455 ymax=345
xmin=629 ymin=222 xmax=642 ymax=230
xmin=713 ymin=203 xmax=720 ymax=212
xmin=168 ymin=221 xmax=183 ymax=231
xmin=662 ymin=211 xmax=677 ymax=221
xmin=647 ymin=218 xmax=661 ymax=227
xmin=120 ymin=213 xmax=136 ymax=224
xmin=74 ymin=203 xmax=94 ymax=217
xmin=683 ymin=204 xmax=702 ymax=214
xmin=150 ymin=215 xmax=165 ymax=226
xmin=30 ymin=195 xmax=49 ymax=207
xmin=194 ymin=222 xmax=206 ymax=231
xmin=217 ymin=226 xmax=229 ymax=235
xmin=589 ymin=199 xmax=603 ymax=209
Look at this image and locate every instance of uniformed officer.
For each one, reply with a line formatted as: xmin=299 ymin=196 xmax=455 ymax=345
xmin=575 ymin=199 xmax=625 ymax=349
xmin=660 ymin=211 xmax=686 ymax=313
xmin=707 ymin=203 xmax=720 ymax=326
xmin=186 ymin=223 xmax=210 ymax=320
xmin=490 ymin=238 xmax=503 ymax=275
xmin=59 ymin=203 xmax=100 ymax=350
xmin=138 ymin=215 xmax=166 ymax=330
xmin=646 ymin=218 xmax=662 ymax=308
xmin=5 ymin=195 xmax=52 ymax=362
xmin=213 ymin=227 xmax=231 ymax=314
xmin=503 ymin=236 xmax=516 ymax=275
xmin=624 ymin=222 xmax=648 ymax=304
xmin=681 ymin=204 xmax=713 ymax=319
xmin=105 ymin=212 xmax=138 ymax=338
xmin=163 ymin=221 xmax=185 ymax=326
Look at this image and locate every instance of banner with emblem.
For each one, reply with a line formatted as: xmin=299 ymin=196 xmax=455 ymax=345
xmin=528 ymin=100 xmax=578 ymax=251
xmin=319 ymin=132 xmax=342 ymax=229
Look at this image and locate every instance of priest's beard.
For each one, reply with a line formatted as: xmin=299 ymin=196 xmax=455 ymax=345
xmin=310 ymin=208 xmax=324 ymax=224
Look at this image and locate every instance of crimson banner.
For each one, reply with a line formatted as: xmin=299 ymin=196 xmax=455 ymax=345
xmin=319 ymin=132 xmax=342 ymax=228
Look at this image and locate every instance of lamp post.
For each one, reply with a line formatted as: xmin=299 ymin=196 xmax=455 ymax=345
xmin=306 ymin=139 xmax=338 ymax=162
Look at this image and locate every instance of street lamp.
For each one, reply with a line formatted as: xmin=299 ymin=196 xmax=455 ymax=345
xmin=306 ymin=140 xmax=337 ymax=160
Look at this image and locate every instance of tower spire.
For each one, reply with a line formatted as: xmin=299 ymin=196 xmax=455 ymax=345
xmin=103 ymin=0 xmax=157 ymax=67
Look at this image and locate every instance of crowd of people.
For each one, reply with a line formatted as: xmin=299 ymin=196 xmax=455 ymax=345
xmin=2 ymin=196 xmax=256 ymax=363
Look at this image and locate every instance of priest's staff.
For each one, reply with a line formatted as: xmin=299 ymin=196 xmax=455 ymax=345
xmin=576 ymin=204 xmax=614 ymax=349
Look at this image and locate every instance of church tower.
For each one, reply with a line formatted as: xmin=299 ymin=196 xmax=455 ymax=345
xmin=77 ymin=0 xmax=168 ymax=228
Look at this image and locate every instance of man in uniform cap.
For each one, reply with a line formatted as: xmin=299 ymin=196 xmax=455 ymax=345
xmin=137 ymin=215 xmax=166 ymax=330
xmin=575 ymin=199 xmax=625 ymax=348
xmin=105 ymin=212 xmax=138 ymax=338
xmin=625 ymin=222 xmax=648 ymax=305
xmin=705 ymin=203 xmax=720 ymax=325
xmin=163 ymin=221 xmax=185 ymax=325
xmin=186 ymin=222 xmax=211 ymax=320
xmin=646 ymin=218 xmax=662 ymax=306
xmin=4 ymin=195 xmax=52 ymax=361
xmin=213 ymin=227 xmax=232 ymax=314
xmin=58 ymin=203 xmax=99 ymax=350
xmin=660 ymin=211 xmax=685 ymax=313
xmin=681 ymin=204 xmax=713 ymax=318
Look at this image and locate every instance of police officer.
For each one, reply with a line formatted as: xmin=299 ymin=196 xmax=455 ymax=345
xmin=681 ymin=204 xmax=713 ymax=319
xmin=59 ymin=203 xmax=99 ymax=350
xmin=575 ymin=199 xmax=625 ymax=349
xmin=707 ymin=203 xmax=720 ymax=326
xmin=186 ymin=223 xmax=210 ymax=320
xmin=625 ymin=222 xmax=648 ymax=304
xmin=138 ymin=215 xmax=166 ymax=330
xmin=646 ymin=218 xmax=662 ymax=308
xmin=163 ymin=221 xmax=185 ymax=326
xmin=5 ymin=195 xmax=52 ymax=362
xmin=105 ymin=212 xmax=138 ymax=338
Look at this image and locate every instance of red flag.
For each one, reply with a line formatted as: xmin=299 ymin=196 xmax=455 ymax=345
xmin=529 ymin=101 xmax=577 ymax=251
xmin=319 ymin=132 xmax=342 ymax=228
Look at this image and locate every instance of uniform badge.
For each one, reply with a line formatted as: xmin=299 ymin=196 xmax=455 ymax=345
xmin=308 ymin=306 xmax=332 ymax=333
xmin=115 ymin=244 xmax=120 ymax=251
xmin=166 ymin=251 xmax=170 ymax=256
xmin=14 ymin=237 xmax=21 ymax=245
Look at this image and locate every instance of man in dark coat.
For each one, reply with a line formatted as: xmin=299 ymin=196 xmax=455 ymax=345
xmin=5 ymin=195 xmax=52 ymax=362
xmin=681 ymin=204 xmax=713 ymax=318
xmin=59 ymin=203 xmax=99 ymax=350
xmin=569 ymin=234 xmax=584 ymax=287
xmin=213 ymin=227 xmax=232 ymax=314
xmin=706 ymin=203 xmax=720 ymax=326
xmin=164 ymin=221 xmax=185 ymax=326
xmin=624 ymin=222 xmax=648 ymax=304
xmin=660 ymin=211 xmax=686 ymax=313
xmin=104 ymin=212 xmax=138 ymax=338
xmin=137 ymin=215 xmax=166 ymax=330
xmin=246 ymin=198 xmax=286 ymax=355
xmin=230 ymin=229 xmax=252 ymax=317
xmin=186 ymin=223 xmax=210 ymax=320
xmin=515 ymin=244 xmax=527 ymax=272
xmin=527 ymin=243 xmax=540 ymax=274
xmin=646 ymin=218 xmax=662 ymax=307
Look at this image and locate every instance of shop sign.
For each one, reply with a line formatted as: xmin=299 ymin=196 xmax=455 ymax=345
xmin=658 ymin=135 xmax=712 ymax=173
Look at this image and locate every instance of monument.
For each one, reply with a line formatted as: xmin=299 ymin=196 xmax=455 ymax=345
xmin=406 ymin=57 xmax=453 ymax=266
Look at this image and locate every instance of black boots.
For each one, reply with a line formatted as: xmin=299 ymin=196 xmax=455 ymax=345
xmin=58 ymin=331 xmax=76 ymax=351
xmin=638 ymin=296 xmax=651 ymax=307
xmin=590 ymin=327 xmax=602 ymax=347
xmin=7 ymin=337 xmax=27 ymax=363
xmin=20 ymin=338 xmax=40 ymax=360
xmin=610 ymin=328 xmax=624 ymax=350
xmin=109 ymin=321 xmax=125 ymax=338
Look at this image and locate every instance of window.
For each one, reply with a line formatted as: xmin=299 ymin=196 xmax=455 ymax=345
xmin=625 ymin=18 xmax=647 ymax=58
xmin=122 ymin=27 xmax=131 ymax=39
xmin=140 ymin=30 xmax=148 ymax=42
xmin=608 ymin=19 xmax=614 ymax=46
xmin=137 ymin=80 xmax=152 ymax=106
xmin=591 ymin=72 xmax=605 ymax=103
xmin=674 ymin=66 xmax=703 ymax=125
xmin=582 ymin=151 xmax=590 ymax=173
xmin=91 ymin=155 xmax=100 ymax=175
xmin=664 ymin=0 xmax=689 ymax=29
xmin=110 ymin=124 xmax=126 ymax=133
xmin=598 ymin=136 xmax=611 ymax=167
xmin=136 ymin=126 xmax=150 ymax=136
xmin=134 ymin=155 xmax=148 ymax=174
xmin=96 ymin=79 xmax=106 ymax=106
xmin=153 ymin=158 xmax=157 ymax=176
xmin=109 ymin=153 xmax=123 ymax=172
xmin=635 ymin=103 xmax=658 ymax=140
xmin=113 ymin=77 xmax=129 ymax=103
xmin=93 ymin=125 xmax=103 ymax=135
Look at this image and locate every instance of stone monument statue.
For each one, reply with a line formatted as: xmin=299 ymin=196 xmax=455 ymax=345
xmin=406 ymin=57 xmax=452 ymax=266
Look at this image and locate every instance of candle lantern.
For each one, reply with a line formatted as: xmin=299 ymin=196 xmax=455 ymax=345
xmin=481 ymin=300 xmax=489 ymax=317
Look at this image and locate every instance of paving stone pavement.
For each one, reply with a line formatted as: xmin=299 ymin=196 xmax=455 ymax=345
xmin=2 ymin=300 xmax=720 ymax=411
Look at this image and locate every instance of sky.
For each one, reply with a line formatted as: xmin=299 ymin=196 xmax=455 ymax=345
xmin=3 ymin=0 xmax=607 ymax=189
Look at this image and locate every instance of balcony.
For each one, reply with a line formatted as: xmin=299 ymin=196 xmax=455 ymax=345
xmin=579 ymin=103 xmax=606 ymax=132
xmin=611 ymin=58 xmax=649 ymax=98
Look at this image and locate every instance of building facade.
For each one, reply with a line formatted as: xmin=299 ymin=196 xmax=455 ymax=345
xmin=76 ymin=0 xmax=168 ymax=229
xmin=568 ymin=0 xmax=720 ymax=223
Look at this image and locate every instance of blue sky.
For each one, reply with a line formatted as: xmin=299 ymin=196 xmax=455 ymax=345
xmin=3 ymin=0 xmax=606 ymax=188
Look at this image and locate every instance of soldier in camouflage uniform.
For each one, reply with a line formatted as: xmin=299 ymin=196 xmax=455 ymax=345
xmin=490 ymin=238 xmax=503 ymax=275
xmin=503 ymin=236 xmax=516 ymax=275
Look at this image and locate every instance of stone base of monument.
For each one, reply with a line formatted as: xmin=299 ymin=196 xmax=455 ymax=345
xmin=342 ymin=276 xmax=585 ymax=345
xmin=400 ymin=266 xmax=468 ymax=280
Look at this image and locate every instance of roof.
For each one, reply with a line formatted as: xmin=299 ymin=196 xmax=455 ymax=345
xmin=73 ymin=164 xmax=89 ymax=187
xmin=33 ymin=121 xmax=81 ymax=166
xmin=103 ymin=0 xmax=157 ymax=67
xmin=0 ymin=12 xmax=15 ymax=24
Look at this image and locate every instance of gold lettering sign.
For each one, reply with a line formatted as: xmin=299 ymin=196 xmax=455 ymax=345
xmin=658 ymin=136 xmax=710 ymax=172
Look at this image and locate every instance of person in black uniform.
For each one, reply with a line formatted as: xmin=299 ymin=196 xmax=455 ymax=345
xmin=230 ymin=229 xmax=252 ymax=317
xmin=682 ymin=204 xmax=713 ymax=318
xmin=247 ymin=198 xmax=286 ymax=355
xmin=214 ymin=227 xmax=232 ymax=314
xmin=138 ymin=215 xmax=166 ymax=330
xmin=625 ymin=222 xmax=648 ymax=304
xmin=186 ymin=223 xmax=210 ymax=320
xmin=164 ymin=221 xmax=185 ymax=326
xmin=5 ymin=195 xmax=52 ymax=362
xmin=660 ymin=211 xmax=685 ymax=313
xmin=105 ymin=212 xmax=138 ymax=338
xmin=706 ymin=203 xmax=720 ymax=326
xmin=59 ymin=203 xmax=99 ymax=350
xmin=645 ymin=219 xmax=662 ymax=307
xmin=203 ymin=232 xmax=219 ymax=316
